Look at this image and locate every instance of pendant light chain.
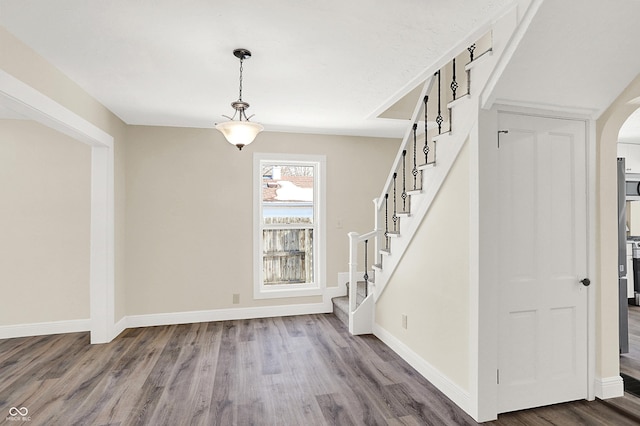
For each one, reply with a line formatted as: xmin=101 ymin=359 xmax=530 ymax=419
xmin=238 ymin=57 xmax=244 ymax=102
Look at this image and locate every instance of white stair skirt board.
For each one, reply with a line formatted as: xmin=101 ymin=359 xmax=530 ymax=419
xmin=371 ymin=41 xmax=500 ymax=303
xmin=0 ymin=319 xmax=91 ymax=339
xmin=349 ymin=294 xmax=374 ymax=335
xmin=373 ymin=323 xmax=472 ymax=415
xmin=373 ymin=99 xmax=477 ymax=302
xmin=595 ymin=376 xmax=624 ymax=399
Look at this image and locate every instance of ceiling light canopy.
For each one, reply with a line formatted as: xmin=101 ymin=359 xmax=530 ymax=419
xmin=215 ymin=48 xmax=263 ymax=151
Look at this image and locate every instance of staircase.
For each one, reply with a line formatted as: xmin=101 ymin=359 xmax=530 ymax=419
xmin=332 ymin=30 xmax=498 ymax=334
xmin=331 ymin=280 xmax=367 ymax=326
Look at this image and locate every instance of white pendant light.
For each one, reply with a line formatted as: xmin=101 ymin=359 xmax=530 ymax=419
xmin=215 ymin=48 xmax=264 ymax=150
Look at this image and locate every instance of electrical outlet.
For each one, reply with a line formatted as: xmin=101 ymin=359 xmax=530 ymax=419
xmin=232 ymin=294 xmax=240 ymax=304
xmin=401 ymin=314 xmax=407 ymax=329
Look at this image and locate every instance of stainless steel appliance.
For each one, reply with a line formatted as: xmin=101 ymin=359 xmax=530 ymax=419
xmin=626 ymin=173 xmax=640 ymax=201
xmin=619 ymin=158 xmax=629 ymax=353
xmin=631 ymin=240 xmax=640 ymax=302
xmin=628 ymin=241 xmax=636 ymax=300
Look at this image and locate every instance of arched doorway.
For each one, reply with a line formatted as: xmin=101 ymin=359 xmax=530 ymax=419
xmin=596 ymin=73 xmax=640 ymax=399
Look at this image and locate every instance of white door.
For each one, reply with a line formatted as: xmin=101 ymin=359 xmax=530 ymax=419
xmin=497 ymin=112 xmax=589 ymax=413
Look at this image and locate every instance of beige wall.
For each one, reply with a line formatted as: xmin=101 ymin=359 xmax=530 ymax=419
xmin=0 ymin=119 xmax=90 ymax=325
xmin=0 ymin=25 xmax=398 ymax=324
xmin=0 ymin=26 xmax=128 ymax=323
xmin=375 ymin=141 xmax=470 ymax=390
xmin=125 ymin=125 xmax=399 ymax=315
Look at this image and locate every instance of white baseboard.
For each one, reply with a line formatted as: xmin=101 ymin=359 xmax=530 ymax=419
xmin=0 ymin=318 xmax=90 ymax=340
xmin=595 ymin=375 xmax=624 ymax=399
xmin=126 ymin=302 xmax=333 ymax=329
xmin=112 ymin=315 xmax=128 ymax=339
xmin=373 ymin=323 xmax=472 ymax=414
xmin=1 ymin=293 xmax=343 ymax=341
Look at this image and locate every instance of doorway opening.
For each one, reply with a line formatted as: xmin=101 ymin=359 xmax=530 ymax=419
xmin=0 ymin=70 xmax=115 ymax=343
xmin=617 ymin=106 xmax=640 ymax=397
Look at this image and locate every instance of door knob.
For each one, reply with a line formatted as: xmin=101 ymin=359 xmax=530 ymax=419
xmin=580 ymin=278 xmax=591 ymax=287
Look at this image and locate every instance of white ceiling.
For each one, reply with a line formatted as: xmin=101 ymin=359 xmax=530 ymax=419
xmin=490 ymin=0 xmax=640 ymax=141
xmin=0 ymin=0 xmax=513 ymax=138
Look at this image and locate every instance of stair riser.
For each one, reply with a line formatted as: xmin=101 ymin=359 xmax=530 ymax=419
xmin=332 ymin=302 xmax=349 ymax=326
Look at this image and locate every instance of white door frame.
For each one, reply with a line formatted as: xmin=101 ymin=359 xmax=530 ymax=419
xmin=476 ymin=104 xmax=596 ymax=421
xmin=0 ymin=70 xmax=115 ymax=344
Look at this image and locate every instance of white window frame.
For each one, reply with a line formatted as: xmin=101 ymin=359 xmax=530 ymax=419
xmin=253 ymin=153 xmax=326 ymax=299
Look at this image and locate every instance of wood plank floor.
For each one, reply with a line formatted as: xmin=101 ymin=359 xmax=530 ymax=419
xmin=621 ymin=305 xmax=640 ymax=379
xmin=1 ymin=313 xmax=638 ymax=425
xmin=605 ymin=304 xmax=640 ymax=419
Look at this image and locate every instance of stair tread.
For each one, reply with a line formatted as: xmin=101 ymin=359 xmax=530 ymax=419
xmin=346 ymin=280 xmax=368 ymax=297
xmin=418 ymin=162 xmax=436 ymax=170
xmin=432 ymin=131 xmax=451 ymax=141
xmin=333 ymin=279 xmax=367 ymax=320
xmin=465 ymin=48 xmax=493 ymax=70
xmin=333 ymin=295 xmax=348 ymax=304
xmin=447 ymin=93 xmax=469 ymax=108
xmin=336 ymin=43 xmax=487 ymax=333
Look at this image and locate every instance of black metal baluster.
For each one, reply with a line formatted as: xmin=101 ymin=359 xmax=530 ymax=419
xmin=384 ymin=193 xmax=389 ymax=250
xmin=363 ymin=239 xmax=369 ymax=297
xmin=392 ymin=173 xmax=398 ymax=232
xmin=423 ymin=95 xmax=430 ymax=165
xmin=401 ymin=150 xmax=407 ymax=211
xmin=435 ymin=70 xmax=443 ymax=134
xmin=468 ymin=44 xmax=476 ymax=61
xmin=467 ymin=44 xmax=475 ymax=96
xmin=450 ymin=57 xmax=458 ymax=101
xmin=412 ymin=123 xmax=418 ymax=190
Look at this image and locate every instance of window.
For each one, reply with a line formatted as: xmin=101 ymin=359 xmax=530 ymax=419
xmin=254 ymin=154 xmax=325 ymax=299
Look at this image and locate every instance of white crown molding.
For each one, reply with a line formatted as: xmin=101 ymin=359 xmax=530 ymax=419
xmin=490 ymin=99 xmax=598 ymax=120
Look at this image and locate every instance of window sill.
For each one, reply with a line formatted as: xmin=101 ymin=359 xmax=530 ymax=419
xmin=253 ymin=285 xmax=323 ymax=300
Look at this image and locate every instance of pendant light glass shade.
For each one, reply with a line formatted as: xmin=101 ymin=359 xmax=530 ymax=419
xmin=216 ymin=48 xmax=263 ymax=150
xmin=215 ymin=120 xmax=264 ymax=150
